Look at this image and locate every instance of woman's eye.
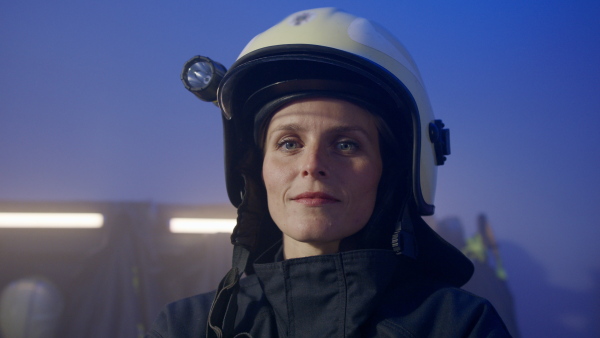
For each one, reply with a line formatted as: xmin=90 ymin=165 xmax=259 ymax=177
xmin=278 ymin=139 xmax=301 ymax=150
xmin=336 ymin=141 xmax=358 ymax=152
xmin=284 ymin=141 xmax=298 ymax=150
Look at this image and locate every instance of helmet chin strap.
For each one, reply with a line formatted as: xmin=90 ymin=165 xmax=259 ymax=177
xmin=206 ymin=245 xmax=249 ymax=338
xmin=207 ymin=173 xmax=258 ymax=337
xmin=391 ymin=198 xmax=419 ymax=260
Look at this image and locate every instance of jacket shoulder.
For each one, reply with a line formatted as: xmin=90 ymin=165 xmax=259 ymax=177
xmin=371 ymin=279 xmax=512 ymax=337
xmin=145 ymin=274 xmax=264 ymax=338
xmin=146 ymin=290 xmax=215 ymax=337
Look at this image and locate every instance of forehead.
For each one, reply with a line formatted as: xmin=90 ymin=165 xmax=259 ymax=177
xmin=267 ymin=97 xmax=376 ymax=129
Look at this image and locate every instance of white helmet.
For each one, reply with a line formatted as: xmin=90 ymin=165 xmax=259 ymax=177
xmin=215 ymin=7 xmax=449 ymax=215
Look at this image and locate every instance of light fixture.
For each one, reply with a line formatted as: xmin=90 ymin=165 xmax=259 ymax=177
xmin=0 ymin=213 xmax=104 ymax=228
xmin=181 ymin=55 xmax=227 ymax=103
xmin=169 ymin=218 xmax=235 ymax=234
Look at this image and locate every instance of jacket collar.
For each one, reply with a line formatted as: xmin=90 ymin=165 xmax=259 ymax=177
xmin=253 ymin=248 xmax=403 ymax=337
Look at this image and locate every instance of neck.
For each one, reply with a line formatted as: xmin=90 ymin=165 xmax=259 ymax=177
xmin=282 ymin=235 xmax=340 ymax=259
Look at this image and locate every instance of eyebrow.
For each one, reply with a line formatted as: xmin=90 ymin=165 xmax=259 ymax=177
xmin=269 ymin=123 xmax=304 ymax=133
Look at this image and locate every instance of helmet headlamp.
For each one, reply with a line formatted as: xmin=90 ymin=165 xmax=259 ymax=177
xmin=181 ymin=55 xmax=227 ymax=103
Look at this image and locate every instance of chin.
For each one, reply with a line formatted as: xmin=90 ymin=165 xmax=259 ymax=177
xmin=285 ymin=218 xmax=360 ymax=243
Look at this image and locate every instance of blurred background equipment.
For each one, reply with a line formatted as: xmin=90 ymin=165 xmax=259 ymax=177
xmin=433 ymin=214 xmax=520 ymax=337
xmin=0 ymin=276 xmax=64 ymax=338
xmin=0 ymin=201 xmax=234 ymax=337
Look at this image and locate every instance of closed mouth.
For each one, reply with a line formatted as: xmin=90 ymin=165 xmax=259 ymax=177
xmin=291 ymin=192 xmax=340 ymax=205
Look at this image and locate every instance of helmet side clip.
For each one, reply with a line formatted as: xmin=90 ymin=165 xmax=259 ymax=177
xmin=429 ymin=119 xmax=451 ymax=165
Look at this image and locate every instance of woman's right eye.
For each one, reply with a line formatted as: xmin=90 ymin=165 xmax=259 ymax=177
xmin=277 ymin=139 xmax=301 ymax=150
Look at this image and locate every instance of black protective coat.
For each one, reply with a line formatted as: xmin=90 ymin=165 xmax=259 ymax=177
xmin=147 ymin=249 xmax=510 ymax=337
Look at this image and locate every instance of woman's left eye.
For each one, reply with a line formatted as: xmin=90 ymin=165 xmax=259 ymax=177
xmin=336 ymin=141 xmax=358 ymax=152
xmin=283 ymin=141 xmax=299 ymax=150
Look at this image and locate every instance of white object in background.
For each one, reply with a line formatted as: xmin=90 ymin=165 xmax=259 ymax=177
xmin=0 ymin=213 xmax=104 ymax=228
xmin=170 ymin=218 xmax=236 ymax=233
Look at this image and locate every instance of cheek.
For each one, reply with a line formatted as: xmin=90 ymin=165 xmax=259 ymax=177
xmin=262 ymin=157 xmax=289 ymax=229
xmin=262 ymin=157 xmax=286 ymax=200
xmin=350 ymin=164 xmax=381 ymax=219
xmin=352 ymin=165 xmax=382 ymax=226
xmin=262 ymin=157 xmax=274 ymax=187
xmin=352 ymin=161 xmax=382 ymax=194
xmin=367 ymin=166 xmax=383 ymax=192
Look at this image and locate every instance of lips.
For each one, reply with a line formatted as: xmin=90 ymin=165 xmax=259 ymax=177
xmin=291 ymin=192 xmax=340 ymax=206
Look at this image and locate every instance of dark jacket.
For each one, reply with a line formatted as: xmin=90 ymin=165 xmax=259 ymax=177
xmin=147 ymin=249 xmax=510 ymax=337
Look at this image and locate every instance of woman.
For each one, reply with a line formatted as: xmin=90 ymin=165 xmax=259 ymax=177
xmin=148 ymin=8 xmax=510 ymax=337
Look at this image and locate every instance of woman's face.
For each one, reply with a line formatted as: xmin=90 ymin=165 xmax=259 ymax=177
xmin=262 ymin=97 xmax=382 ymax=258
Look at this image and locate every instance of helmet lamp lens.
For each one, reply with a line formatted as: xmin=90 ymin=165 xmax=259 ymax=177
xmin=181 ymin=55 xmax=227 ymax=103
xmin=187 ymin=61 xmax=213 ymax=90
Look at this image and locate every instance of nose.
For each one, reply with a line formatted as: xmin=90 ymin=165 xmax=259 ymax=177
xmin=301 ymin=145 xmax=328 ymax=178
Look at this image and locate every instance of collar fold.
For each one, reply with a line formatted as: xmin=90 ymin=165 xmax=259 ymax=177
xmin=253 ymin=249 xmax=401 ymax=337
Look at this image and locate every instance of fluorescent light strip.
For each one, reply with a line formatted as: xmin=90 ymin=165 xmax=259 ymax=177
xmin=170 ymin=218 xmax=236 ymax=234
xmin=0 ymin=213 xmax=104 ymax=228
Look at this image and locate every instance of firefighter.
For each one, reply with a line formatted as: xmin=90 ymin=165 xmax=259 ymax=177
xmin=149 ymin=8 xmax=510 ymax=337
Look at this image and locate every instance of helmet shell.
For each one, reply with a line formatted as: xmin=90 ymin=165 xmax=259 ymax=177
xmin=218 ymin=7 xmax=441 ymax=215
